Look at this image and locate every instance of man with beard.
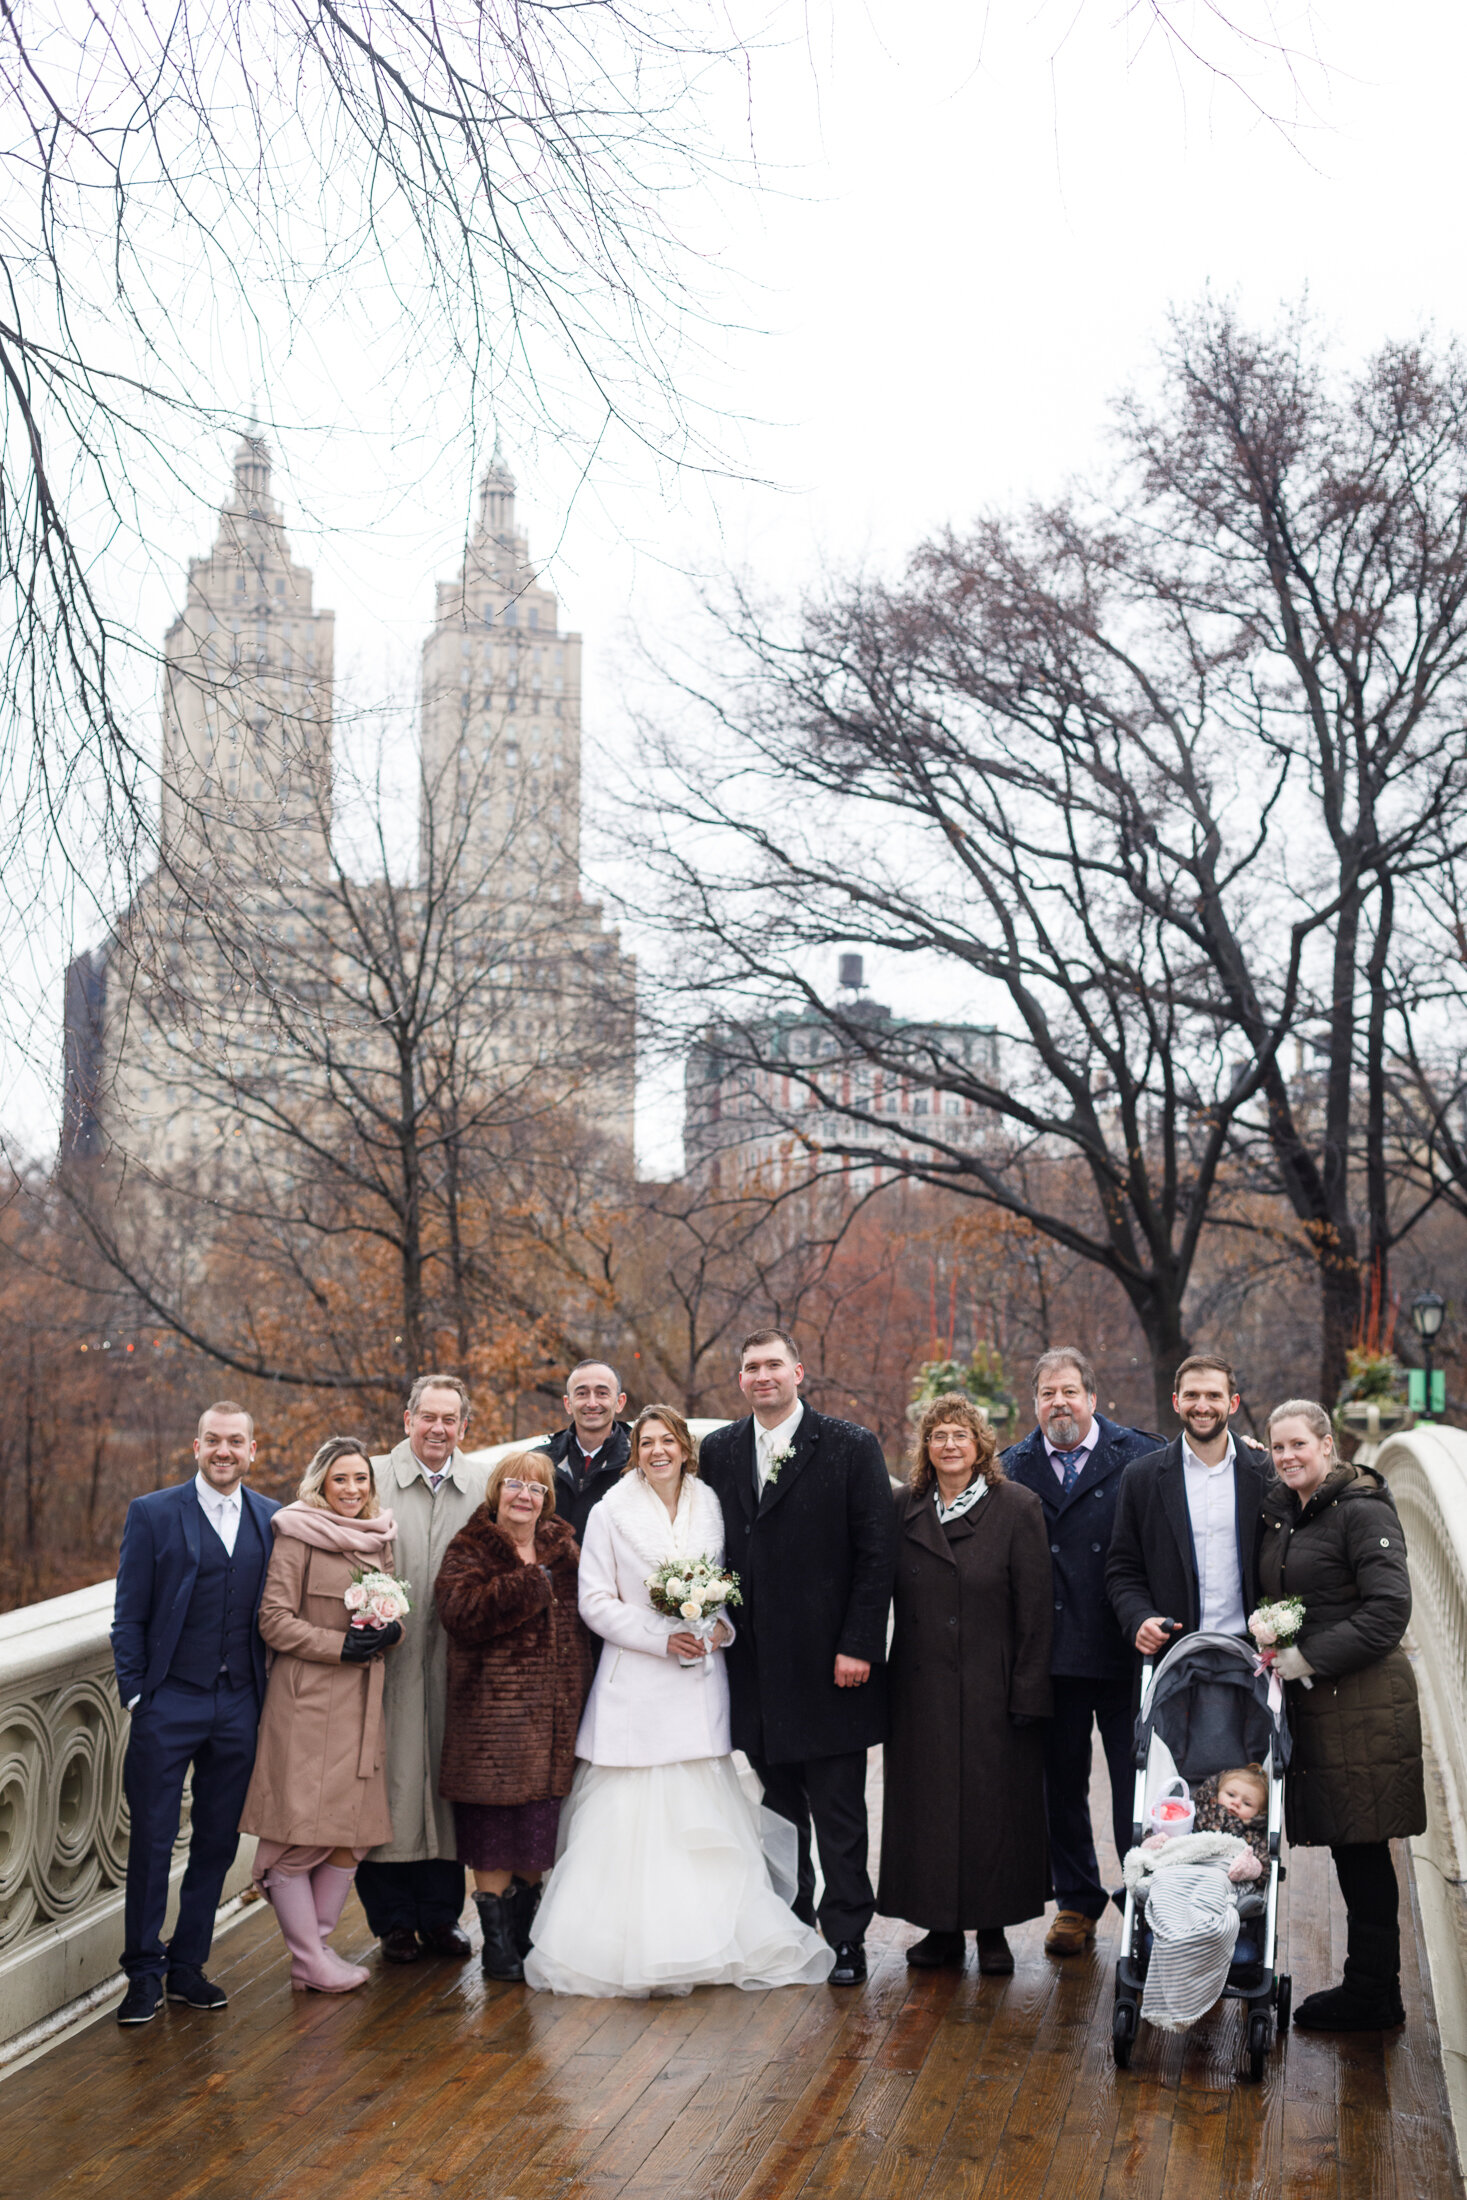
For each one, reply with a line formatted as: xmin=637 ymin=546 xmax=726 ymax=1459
xmin=1107 ymin=1356 xmax=1272 ymax=1663
xmin=1003 ymin=1350 xmax=1157 ymax=1956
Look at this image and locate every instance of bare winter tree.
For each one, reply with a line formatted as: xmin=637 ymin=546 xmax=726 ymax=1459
xmin=0 ymin=0 xmax=756 ymax=932
xmin=58 ymin=736 xmax=635 ymax=1401
xmin=634 ymin=305 xmax=1467 ymax=1414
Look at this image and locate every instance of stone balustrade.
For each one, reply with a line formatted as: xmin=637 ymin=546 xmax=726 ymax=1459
xmin=1375 ymin=1425 xmax=1467 ymax=2150
xmin=0 ymin=1580 xmax=256 ymax=2060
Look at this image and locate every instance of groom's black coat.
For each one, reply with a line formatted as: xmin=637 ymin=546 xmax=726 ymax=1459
xmin=701 ymin=1406 xmax=897 ymax=1765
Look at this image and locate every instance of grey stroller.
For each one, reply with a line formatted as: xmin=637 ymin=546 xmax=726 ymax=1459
xmin=1112 ymin=1631 xmax=1292 ymax=2080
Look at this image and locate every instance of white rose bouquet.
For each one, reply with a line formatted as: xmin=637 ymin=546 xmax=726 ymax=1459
xmin=344 ymin=1568 xmax=413 ymax=1630
xmin=645 ymin=1557 xmax=741 ymax=1668
xmin=1248 ymin=1596 xmax=1310 ymax=1688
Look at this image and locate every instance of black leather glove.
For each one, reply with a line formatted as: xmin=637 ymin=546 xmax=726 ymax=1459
xmin=340 ymin=1620 xmax=402 ymax=1663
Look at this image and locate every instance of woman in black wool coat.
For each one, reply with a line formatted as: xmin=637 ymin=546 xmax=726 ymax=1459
xmin=1259 ymin=1397 xmax=1426 ymax=2033
xmin=877 ymin=1394 xmax=1054 ymax=1975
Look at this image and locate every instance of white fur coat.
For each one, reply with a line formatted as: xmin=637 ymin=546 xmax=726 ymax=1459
xmin=573 ymin=1472 xmax=734 ymax=1768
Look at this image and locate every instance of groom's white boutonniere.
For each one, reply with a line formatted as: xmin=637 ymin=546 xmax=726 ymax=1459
xmin=766 ymin=1444 xmax=797 ymax=1484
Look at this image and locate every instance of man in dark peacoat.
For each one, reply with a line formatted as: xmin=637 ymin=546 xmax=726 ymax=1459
xmin=1002 ymin=1349 xmax=1157 ymax=1952
xmin=110 ymin=1403 xmax=280 ymax=2026
xmin=1107 ymin=1355 xmax=1271 ymax=1660
xmin=700 ymin=1329 xmax=896 ymax=1984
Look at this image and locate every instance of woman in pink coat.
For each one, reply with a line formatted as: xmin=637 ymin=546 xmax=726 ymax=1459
xmin=240 ymin=1437 xmax=401 ymax=1992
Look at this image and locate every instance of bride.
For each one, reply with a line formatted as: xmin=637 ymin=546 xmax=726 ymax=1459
xmin=524 ymin=1404 xmax=833 ymax=1997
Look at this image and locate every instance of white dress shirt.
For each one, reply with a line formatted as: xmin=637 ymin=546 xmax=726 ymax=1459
xmin=1181 ymin=1433 xmax=1247 ymax=1636
xmin=194 ymin=1469 xmax=243 ymax=1555
xmin=755 ymin=1400 xmax=805 ymax=1489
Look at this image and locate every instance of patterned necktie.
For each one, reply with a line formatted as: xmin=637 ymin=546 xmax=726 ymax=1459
xmin=1054 ymin=1448 xmax=1084 ymax=1494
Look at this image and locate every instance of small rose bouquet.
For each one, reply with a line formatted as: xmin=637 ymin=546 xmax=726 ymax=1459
xmin=1248 ymin=1596 xmax=1309 ymax=1688
xmin=345 ymin=1568 xmax=412 ymax=1631
xmin=646 ymin=1557 xmax=741 ymax=1668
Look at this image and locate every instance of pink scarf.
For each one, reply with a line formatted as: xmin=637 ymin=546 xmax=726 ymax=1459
xmin=271 ymin=1500 xmax=398 ymax=1560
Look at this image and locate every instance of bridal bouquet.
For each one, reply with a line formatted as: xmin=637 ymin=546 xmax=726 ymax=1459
xmin=345 ymin=1569 xmax=412 ymax=1630
xmin=1248 ymin=1597 xmax=1309 ymax=1688
xmin=646 ymin=1557 xmax=741 ymax=1667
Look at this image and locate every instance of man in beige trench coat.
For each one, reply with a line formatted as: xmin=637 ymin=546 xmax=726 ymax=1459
xmin=358 ymin=1373 xmax=490 ymax=1963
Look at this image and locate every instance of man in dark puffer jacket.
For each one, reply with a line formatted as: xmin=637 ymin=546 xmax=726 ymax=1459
xmin=1259 ymin=1400 xmax=1426 ymax=2032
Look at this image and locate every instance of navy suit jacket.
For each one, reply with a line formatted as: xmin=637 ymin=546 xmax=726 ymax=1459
xmin=111 ymin=1480 xmax=280 ymax=1707
xmin=1002 ymin=1414 xmax=1159 ymax=1680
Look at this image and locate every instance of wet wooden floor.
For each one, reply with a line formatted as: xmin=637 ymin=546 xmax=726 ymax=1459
xmin=2 ymin=1777 xmax=1460 ymax=2199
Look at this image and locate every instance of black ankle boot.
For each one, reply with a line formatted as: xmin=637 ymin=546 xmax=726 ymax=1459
xmin=1294 ymin=1920 xmax=1404 ymax=2032
xmin=508 ymin=1876 xmax=543 ymax=1959
xmin=474 ymin=1891 xmax=525 ymax=1982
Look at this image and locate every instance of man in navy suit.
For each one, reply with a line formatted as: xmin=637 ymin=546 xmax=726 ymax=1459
xmin=1002 ymin=1349 xmax=1157 ymax=1957
xmin=110 ymin=1402 xmax=280 ymax=2025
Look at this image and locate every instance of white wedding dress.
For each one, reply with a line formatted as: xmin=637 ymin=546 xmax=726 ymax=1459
xmin=524 ymin=1470 xmax=833 ymax=1998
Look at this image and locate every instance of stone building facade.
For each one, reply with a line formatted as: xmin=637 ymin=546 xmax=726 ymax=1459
xmin=62 ymin=444 xmax=634 ymax=1173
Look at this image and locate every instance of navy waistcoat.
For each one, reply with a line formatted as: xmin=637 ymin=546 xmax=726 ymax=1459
xmin=167 ymin=1502 xmax=267 ymax=1689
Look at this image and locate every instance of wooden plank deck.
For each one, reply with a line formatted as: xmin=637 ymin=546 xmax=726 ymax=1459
xmin=2 ymin=1755 xmax=1461 ymax=2200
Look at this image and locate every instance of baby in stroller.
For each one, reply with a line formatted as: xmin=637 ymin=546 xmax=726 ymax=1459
xmin=1113 ymin=1635 xmax=1290 ymax=2074
xmin=1123 ymin=1766 xmax=1274 ymax=2031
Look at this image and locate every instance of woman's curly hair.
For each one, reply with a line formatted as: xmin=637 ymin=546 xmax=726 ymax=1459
xmin=906 ymin=1393 xmax=1004 ymax=1498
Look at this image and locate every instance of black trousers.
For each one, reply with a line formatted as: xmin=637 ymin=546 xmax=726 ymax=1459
xmin=751 ymin=1748 xmax=874 ymax=1944
xmin=121 ymin=1675 xmax=259 ymax=1979
xmin=355 ymin=1857 xmax=467 ymax=1938
xmin=1042 ymin=1673 xmax=1135 ymax=1920
xmin=1332 ymin=1841 xmax=1400 ymax=1962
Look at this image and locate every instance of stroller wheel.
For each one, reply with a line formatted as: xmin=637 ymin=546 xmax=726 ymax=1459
xmin=1245 ymin=2007 xmax=1272 ymax=2082
xmin=1276 ymin=1975 xmax=1292 ymax=2032
xmin=1112 ymin=1999 xmax=1137 ymax=2069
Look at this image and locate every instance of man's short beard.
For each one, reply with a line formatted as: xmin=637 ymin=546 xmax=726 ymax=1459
xmin=1047 ymin=1408 xmax=1083 ymax=1447
xmin=1184 ymin=1409 xmax=1228 ymax=1439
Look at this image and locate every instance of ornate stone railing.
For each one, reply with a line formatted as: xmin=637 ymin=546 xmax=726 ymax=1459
xmin=0 ymin=1580 xmax=256 ymax=2061
xmin=1375 ymin=1425 xmax=1467 ymax=2147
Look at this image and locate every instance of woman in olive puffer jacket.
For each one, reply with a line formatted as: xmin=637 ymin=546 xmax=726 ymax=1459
xmin=1258 ymin=1398 xmax=1426 ymax=2034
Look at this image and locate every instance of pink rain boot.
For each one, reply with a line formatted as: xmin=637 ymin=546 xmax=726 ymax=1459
xmin=311 ymin=1864 xmax=363 ymax=1954
xmin=266 ymin=1870 xmax=369 ymax=1993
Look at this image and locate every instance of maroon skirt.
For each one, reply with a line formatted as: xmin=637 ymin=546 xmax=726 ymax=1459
xmin=453 ymin=1798 xmax=562 ymax=1871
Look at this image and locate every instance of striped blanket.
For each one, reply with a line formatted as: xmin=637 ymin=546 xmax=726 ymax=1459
xmin=1123 ymin=1832 xmax=1248 ymax=2031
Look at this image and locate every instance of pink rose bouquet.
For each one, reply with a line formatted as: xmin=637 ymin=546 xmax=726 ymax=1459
xmin=345 ymin=1568 xmax=412 ymax=1629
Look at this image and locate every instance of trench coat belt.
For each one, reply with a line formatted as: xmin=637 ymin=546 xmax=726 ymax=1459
xmin=358 ymin=1654 xmax=385 ymax=1781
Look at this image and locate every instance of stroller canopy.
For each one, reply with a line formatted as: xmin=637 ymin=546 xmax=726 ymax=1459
xmin=1134 ymin=1631 xmax=1291 ymax=1780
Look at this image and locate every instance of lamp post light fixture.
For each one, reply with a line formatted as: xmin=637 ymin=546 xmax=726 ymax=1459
xmin=1411 ymin=1291 xmax=1448 ymax=1422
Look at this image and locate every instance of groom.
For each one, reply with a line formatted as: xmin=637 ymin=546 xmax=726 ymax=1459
xmin=701 ymin=1328 xmax=896 ymax=1985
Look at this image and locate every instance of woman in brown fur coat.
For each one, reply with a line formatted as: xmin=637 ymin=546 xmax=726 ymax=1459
xmin=435 ymin=1448 xmax=593 ymax=1982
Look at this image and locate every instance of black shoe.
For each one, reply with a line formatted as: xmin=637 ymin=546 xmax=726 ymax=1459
xmin=507 ymin=1876 xmax=543 ymax=1960
xmin=166 ymin=1965 xmax=227 ymax=2010
xmin=420 ymin=1921 xmax=472 ymax=1960
xmin=379 ymin=1927 xmax=423 ymax=1964
xmin=474 ymin=1892 xmax=525 ymax=1983
xmin=117 ymin=1975 xmax=163 ymax=2026
xmin=1293 ymin=1979 xmax=1405 ymax=2032
xmin=906 ymin=1931 xmax=965 ymax=1970
xmin=829 ymin=1939 xmax=867 ymax=1985
xmin=976 ymin=1930 xmax=1014 ymax=1977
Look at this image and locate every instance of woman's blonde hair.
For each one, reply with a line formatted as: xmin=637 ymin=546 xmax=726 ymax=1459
xmin=625 ymin=1403 xmax=700 ymax=1479
xmin=907 ymin=1394 xmax=1003 ymax=1498
xmin=298 ymin=1436 xmax=381 ymax=1517
xmin=484 ymin=1448 xmax=557 ymax=1519
xmin=1266 ymin=1397 xmax=1334 ymax=1447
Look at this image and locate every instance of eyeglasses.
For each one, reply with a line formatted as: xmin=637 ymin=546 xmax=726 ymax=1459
xmin=501 ymin=1478 xmax=547 ymax=1499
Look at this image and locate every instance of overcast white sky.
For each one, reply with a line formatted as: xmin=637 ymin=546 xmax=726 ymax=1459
xmin=10 ymin=0 xmax=1467 ymax=1168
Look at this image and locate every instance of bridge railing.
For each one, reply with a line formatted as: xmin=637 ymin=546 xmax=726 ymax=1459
xmin=0 ymin=1580 xmax=258 ymax=2064
xmin=1375 ymin=1425 xmax=1467 ymax=2147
